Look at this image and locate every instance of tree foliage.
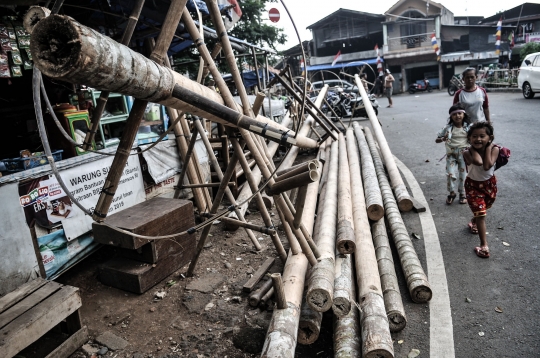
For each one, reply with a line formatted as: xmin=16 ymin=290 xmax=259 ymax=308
xmin=520 ymin=42 xmax=540 ymax=61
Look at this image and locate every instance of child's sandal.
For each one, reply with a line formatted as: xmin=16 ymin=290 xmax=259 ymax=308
xmin=468 ymin=221 xmax=478 ymax=234
xmin=459 ymin=195 xmax=467 ymax=204
xmin=474 ymin=246 xmax=490 ymax=258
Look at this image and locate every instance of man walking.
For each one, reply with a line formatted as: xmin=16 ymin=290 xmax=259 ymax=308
xmin=384 ymin=69 xmax=395 ymax=108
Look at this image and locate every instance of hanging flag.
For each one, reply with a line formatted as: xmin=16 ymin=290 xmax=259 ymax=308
xmin=508 ymin=30 xmax=515 ymax=59
xmin=331 ymin=50 xmax=342 ymax=67
xmin=431 ymin=32 xmax=441 ymax=61
xmin=495 ymin=16 xmax=502 ymax=55
xmin=218 ymin=0 xmax=242 ymax=30
xmin=375 ymin=45 xmax=383 ymax=76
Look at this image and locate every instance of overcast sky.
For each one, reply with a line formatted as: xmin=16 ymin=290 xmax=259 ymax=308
xmin=257 ymin=0 xmax=540 ymax=51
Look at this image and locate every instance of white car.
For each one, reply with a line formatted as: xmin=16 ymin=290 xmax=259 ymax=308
xmin=518 ymin=51 xmax=540 ymax=99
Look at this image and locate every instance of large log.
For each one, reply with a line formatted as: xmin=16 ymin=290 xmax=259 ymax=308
xmin=346 ymin=129 xmax=394 ymax=358
xmin=358 ymin=124 xmax=432 ymax=304
xmin=354 ymin=75 xmax=413 ymax=211
xmin=30 ymin=15 xmax=317 ymax=148
xmin=336 ymin=133 xmax=355 ymax=254
xmin=372 ymin=219 xmax=407 ymax=332
xmin=332 ymin=253 xmax=354 ymax=317
xmin=306 ymin=140 xmax=339 ymax=313
xmin=297 ymin=292 xmax=322 ymax=345
xmin=333 ymin=267 xmax=361 ymax=358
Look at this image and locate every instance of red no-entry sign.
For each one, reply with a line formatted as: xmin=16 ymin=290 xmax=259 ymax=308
xmin=269 ymin=8 xmax=280 ymax=23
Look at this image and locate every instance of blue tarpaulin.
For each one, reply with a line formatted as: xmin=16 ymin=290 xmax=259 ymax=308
xmin=307 ymin=58 xmax=384 ymax=72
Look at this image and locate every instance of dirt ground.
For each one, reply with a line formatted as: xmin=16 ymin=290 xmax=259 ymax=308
xmin=20 ymin=151 xmax=333 ymax=358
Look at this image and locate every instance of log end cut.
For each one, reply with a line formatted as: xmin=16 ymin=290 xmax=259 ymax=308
xmin=337 ymin=240 xmax=356 ymax=255
xmin=397 ymin=197 xmax=414 ymax=212
xmin=307 ymin=289 xmax=333 ymax=313
xmin=410 ymin=283 xmax=433 ymax=303
xmin=367 ymin=204 xmax=385 ymax=221
xmin=388 ymin=310 xmax=407 ymax=332
xmin=332 ymin=296 xmax=352 ymax=317
xmin=30 ymin=15 xmax=82 ymax=78
xmin=298 ymin=320 xmax=321 ymax=345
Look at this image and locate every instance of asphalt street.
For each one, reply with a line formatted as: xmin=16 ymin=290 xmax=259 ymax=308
xmin=365 ymin=89 xmax=540 ymax=357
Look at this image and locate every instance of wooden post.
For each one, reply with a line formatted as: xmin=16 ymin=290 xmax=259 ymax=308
xmin=298 ymin=292 xmax=323 ymax=345
xmin=336 ymin=133 xmax=356 ymax=254
xmin=347 ymin=128 xmax=394 ymax=358
xmin=354 ymin=74 xmax=413 ymax=212
xmin=332 ymin=252 xmax=354 ymax=317
xmin=333 ymin=266 xmax=361 ymax=358
xmin=359 ymin=124 xmax=432 ymax=303
xmin=306 ymin=141 xmax=339 ymax=313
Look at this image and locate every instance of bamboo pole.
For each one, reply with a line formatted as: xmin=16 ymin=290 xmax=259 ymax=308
xmin=271 ymin=273 xmax=287 ymax=309
xmin=359 ymin=124 xmax=432 ymax=303
xmin=275 ymin=161 xmax=318 ymax=181
xmin=200 ymin=43 xmax=222 ymax=81
xmin=261 ymin=152 xmax=322 ymax=358
xmin=275 ymin=200 xmax=302 ymax=255
xmin=23 ymin=6 xmax=51 ymax=33
xmin=199 ymin=214 xmax=276 ymax=235
xmin=260 ymin=287 xmax=274 ymax=308
xmin=193 ymin=119 xmax=260 ymax=250
xmin=353 ymin=121 xmax=384 ymax=221
xmin=29 ymin=16 xmax=316 ymax=148
xmin=306 ymin=140 xmax=339 ymax=313
xmin=250 ymin=279 xmax=273 ymax=307
xmin=332 ymin=253 xmax=354 ymax=317
xmin=186 ymin=152 xmax=240 ymax=277
xmin=204 ymin=0 xmax=318 ymax=266
xmin=267 ymin=170 xmax=319 ymax=196
xmin=372 ymin=218 xmax=407 ymax=332
xmin=298 ymin=292 xmax=323 ymax=345
xmin=82 ymin=0 xmax=145 ymax=151
xmin=354 ymin=74 xmax=413 ymax=211
xmin=293 ymin=185 xmax=308 ymax=229
xmin=336 ymin=133 xmax=355 ymax=254
xmin=333 ymin=267 xmax=361 ymax=358
xmin=347 ymin=128 xmax=394 ymax=358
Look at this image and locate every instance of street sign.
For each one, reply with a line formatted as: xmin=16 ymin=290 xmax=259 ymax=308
xmin=269 ymin=8 xmax=280 ymax=23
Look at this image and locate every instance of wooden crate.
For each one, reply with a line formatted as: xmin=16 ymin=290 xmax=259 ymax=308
xmin=0 ymin=278 xmax=87 ymax=358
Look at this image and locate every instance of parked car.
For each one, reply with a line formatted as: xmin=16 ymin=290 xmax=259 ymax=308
xmin=518 ymin=51 xmax=540 ymax=99
xmin=310 ymin=79 xmax=359 ymax=94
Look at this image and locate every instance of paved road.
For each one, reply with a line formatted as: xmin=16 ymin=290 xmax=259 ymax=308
xmin=368 ymin=90 xmax=540 ymax=357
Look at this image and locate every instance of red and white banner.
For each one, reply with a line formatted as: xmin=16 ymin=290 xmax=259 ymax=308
xmin=218 ymin=0 xmax=242 ymax=30
xmin=331 ymin=50 xmax=342 ymax=67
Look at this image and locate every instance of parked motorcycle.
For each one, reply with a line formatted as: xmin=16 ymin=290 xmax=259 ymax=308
xmin=408 ymin=78 xmax=432 ymax=94
xmin=447 ymin=75 xmax=464 ymax=96
xmin=320 ymin=89 xmax=379 ymax=120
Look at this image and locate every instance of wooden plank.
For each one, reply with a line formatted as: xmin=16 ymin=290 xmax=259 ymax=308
xmin=115 ymin=232 xmax=192 ymax=264
xmin=0 ymin=278 xmax=48 ymax=314
xmin=0 ymin=281 xmax=63 ymax=329
xmin=92 ymin=197 xmax=194 ymax=249
xmin=44 ymin=325 xmax=88 ymax=358
xmin=0 ymin=286 xmax=82 ymax=358
xmin=410 ymin=197 xmax=426 ymax=213
xmin=242 ymin=257 xmax=275 ymax=293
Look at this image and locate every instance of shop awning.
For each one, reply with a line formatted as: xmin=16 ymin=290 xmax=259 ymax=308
xmin=307 ymin=58 xmax=383 ymax=72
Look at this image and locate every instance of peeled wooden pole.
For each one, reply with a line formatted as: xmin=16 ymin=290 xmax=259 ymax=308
xmin=336 ymin=133 xmax=356 ymax=254
xmin=271 ymin=273 xmax=287 ymax=309
xmin=250 ymin=279 xmax=273 ymax=307
xmin=359 ymin=124 xmax=432 ymax=303
xmin=347 ymin=129 xmax=394 ymax=358
xmin=261 ymin=154 xmax=322 ymax=358
xmin=372 ymin=218 xmax=407 ymax=332
xmin=306 ymin=141 xmax=339 ymax=313
xmin=354 ymin=74 xmax=413 ymax=211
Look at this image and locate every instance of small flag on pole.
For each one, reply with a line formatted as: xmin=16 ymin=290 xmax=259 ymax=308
xmin=495 ymin=16 xmax=502 ymax=55
xmin=431 ymin=32 xmax=440 ymax=61
xmin=375 ymin=45 xmax=383 ymax=76
xmin=508 ymin=31 xmax=515 ymax=59
xmin=331 ymin=50 xmax=342 ymax=67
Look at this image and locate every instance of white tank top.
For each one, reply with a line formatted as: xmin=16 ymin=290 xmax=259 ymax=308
xmin=467 ymin=163 xmax=494 ymax=181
